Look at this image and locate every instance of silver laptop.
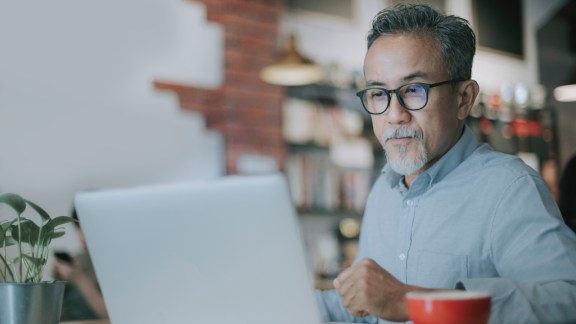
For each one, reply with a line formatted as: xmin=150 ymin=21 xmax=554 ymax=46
xmin=75 ymin=174 xmax=322 ymax=324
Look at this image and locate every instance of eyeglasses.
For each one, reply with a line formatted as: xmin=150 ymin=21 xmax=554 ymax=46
xmin=356 ymin=79 xmax=462 ymax=115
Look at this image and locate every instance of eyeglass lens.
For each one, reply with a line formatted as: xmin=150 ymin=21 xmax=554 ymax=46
xmin=363 ymin=83 xmax=428 ymax=113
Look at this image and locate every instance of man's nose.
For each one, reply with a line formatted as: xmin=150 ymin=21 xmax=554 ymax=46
xmin=385 ymin=93 xmax=411 ymax=123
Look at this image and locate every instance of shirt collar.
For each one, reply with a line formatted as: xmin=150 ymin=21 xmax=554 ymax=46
xmin=382 ymin=125 xmax=479 ymax=188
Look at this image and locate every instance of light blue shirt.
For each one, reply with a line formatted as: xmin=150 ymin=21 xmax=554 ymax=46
xmin=316 ymin=126 xmax=576 ymax=324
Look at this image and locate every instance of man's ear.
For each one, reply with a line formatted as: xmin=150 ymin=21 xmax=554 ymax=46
xmin=457 ymin=80 xmax=480 ymax=121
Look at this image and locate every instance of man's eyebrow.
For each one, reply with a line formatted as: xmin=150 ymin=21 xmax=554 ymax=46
xmin=365 ymin=72 xmax=429 ymax=87
xmin=402 ymin=71 xmax=428 ymax=81
xmin=366 ymin=80 xmax=385 ymax=86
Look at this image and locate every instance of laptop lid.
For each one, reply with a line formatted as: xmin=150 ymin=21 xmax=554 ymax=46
xmin=74 ymin=174 xmax=321 ymax=324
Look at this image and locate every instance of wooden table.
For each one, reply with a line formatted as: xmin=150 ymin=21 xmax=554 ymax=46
xmin=61 ymin=320 xmax=110 ymax=324
xmin=61 ymin=319 xmax=355 ymax=324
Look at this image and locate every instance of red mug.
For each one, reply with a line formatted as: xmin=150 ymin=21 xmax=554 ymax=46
xmin=406 ymin=291 xmax=491 ymax=324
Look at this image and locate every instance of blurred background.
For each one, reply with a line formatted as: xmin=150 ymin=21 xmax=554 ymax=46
xmin=1 ymin=0 xmax=575 ymax=287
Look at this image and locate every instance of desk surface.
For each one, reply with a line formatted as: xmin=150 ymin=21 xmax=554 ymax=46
xmin=60 ymin=321 xmax=361 ymax=324
xmin=61 ymin=320 xmax=110 ymax=324
xmin=62 ymin=320 xmax=354 ymax=324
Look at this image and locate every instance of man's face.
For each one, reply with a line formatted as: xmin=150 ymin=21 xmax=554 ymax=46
xmin=364 ymin=34 xmax=467 ymax=179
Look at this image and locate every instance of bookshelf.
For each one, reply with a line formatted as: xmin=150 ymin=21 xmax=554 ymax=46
xmin=282 ymin=84 xmax=381 ymax=217
xmin=285 ymin=143 xmax=372 ymax=214
xmin=280 ymin=83 xmax=386 ymax=285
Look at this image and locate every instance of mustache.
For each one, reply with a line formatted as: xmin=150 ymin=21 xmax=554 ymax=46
xmin=382 ymin=128 xmax=423 ymax=143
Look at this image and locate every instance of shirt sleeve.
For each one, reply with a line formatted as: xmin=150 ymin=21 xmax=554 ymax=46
xmin=458 ymin=173 xmax=576 ymax=323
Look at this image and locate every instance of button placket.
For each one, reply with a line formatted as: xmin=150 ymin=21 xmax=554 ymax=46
xmin=401 ymin=197 xmax=417 ymax=273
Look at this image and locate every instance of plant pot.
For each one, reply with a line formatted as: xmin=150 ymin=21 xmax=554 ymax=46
xmin=0 ymin=281 xmax=66 ymax=324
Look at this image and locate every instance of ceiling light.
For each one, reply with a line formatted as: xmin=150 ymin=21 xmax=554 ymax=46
xmin=260 ymin=34 xmax=323 ymax=86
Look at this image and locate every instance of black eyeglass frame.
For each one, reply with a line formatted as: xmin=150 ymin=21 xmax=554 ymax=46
xmin=355 ymin=79 xmax=463 ymax=115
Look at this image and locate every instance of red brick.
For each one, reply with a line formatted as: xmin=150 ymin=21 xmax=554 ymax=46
xmin=163 ymin=0 xmax=287 ymax=174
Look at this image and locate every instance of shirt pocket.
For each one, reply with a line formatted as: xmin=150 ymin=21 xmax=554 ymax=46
xmin=412 ymin=251 xmax=468 ymax=289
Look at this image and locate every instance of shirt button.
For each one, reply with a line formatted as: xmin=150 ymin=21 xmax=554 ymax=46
xmin=399 ymin=253 xmax=406 ymax=260
xmin=406 ymin=200 xmax=413 ymax=206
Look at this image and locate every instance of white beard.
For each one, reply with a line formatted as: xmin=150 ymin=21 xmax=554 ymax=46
xmin=382 ymin=128 xmax=428 ymax=176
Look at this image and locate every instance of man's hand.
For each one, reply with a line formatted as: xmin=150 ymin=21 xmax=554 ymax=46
xmin=333 ymin=258 xmax=414 ymax=322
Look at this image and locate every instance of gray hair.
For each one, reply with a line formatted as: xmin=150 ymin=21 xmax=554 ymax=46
xmin=367 ymin=4 xmax=475 ymax=80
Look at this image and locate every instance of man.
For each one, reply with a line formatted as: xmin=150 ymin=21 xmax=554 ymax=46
xmin=315 ymin=4 xmax=576 ymax=323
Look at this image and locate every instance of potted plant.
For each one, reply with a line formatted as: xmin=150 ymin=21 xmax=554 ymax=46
xmin=0 ymin=192 xmax=76 ymax=324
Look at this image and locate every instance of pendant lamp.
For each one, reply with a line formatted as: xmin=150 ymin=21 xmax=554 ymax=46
xmin=260 ymin=34 xmax=323 ymax=86
xmin=554 ymin=69 xmax=576 ymax=102
xmin=553 ymin=84 xmax=576 ymax=102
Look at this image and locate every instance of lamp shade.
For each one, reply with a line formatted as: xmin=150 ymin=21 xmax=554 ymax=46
xmin=260 ymin=34 xmax=323 ymax=86
xmin=553 ymin=84 xmax=576 ymax=102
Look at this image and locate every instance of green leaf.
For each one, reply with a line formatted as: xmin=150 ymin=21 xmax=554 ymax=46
xmin=1 ymin=220 xmax=17 ymax=248
xmin=44 ymin=216 xmax=76 ymax=233
xmin=0 ymin=221 xmax=14 ymax=231
xmin=10 ymin=219 xmax=40 ymax=246
xmin=48 ymin=230 xmax=66 ymax=239
xmin=0 ymin=193 xmax=26 ymax=214
xmin=39 ymin=216 xmax=75 ymax=245
xmin=24 ymin=199 xmax=51 ymax=223
xmin=0 ymin=253 xmax=16 ymax=281
xmin=0 ymin=224 xmax=4 ymax=245
xmin=21 ymin=254 xmax=45 ymax=266
xmin=1 ymin=236 xmax=17 ymax=248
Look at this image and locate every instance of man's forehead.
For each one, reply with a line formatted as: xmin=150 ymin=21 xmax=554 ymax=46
xmin=363 ymin=35 xmax=445 ymax=84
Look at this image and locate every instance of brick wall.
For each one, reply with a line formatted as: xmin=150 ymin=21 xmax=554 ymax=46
xmin=154 ymin=0 xmax=286 ymax=174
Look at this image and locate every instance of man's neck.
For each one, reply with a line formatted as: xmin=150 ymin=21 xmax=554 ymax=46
xmin=403 ymin=125 xmax=466 ymax=188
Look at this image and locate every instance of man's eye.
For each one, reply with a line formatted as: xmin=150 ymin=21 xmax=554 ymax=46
xmin=369 ymin=89 xmax=386 ymax=98
xmin=404 ymin=85 xmax=425 ymax=95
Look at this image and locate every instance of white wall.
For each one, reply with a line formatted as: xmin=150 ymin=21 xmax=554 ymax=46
xmin=0 ymin=0 xmax=226 ymax=254
xmin=281 ymin=0 xmax=566 ymax=94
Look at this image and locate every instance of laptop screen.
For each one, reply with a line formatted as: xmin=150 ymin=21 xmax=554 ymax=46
xmin=75 ymin=174 xmax=322 ymax=324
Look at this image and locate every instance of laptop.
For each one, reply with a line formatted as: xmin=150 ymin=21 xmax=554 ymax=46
xmin=75 ymin=173 xmax=322 ymax=324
